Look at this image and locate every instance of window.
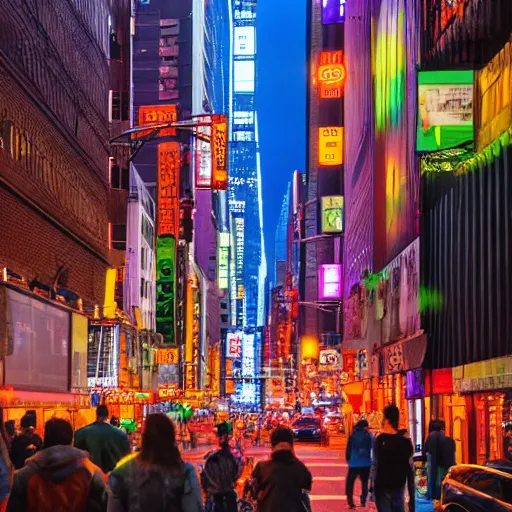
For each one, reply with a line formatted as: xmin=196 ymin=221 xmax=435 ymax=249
xmin=121 ymin=92 xmax=130 ymax=121
xmin=110 ymin=165 xmax=129 ymax=190
xmin=141 ymin=248 xmax=146 ymax=271
xmin=110 ymin=33 xmax=121 ymax=60
xmin=140 ymin=278 xmax=145 ymax=299
xmin=110 ymin=91 xmax=121 ymax=121
xmin=111 ymin=224 xmax=126 ymax=251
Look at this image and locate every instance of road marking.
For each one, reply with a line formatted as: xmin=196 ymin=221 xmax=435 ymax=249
xmin=307 ymin=462 xmax=347 ymax=468
xmin=313 ymin=476 xmax=345 ymax=481
xmin=310 ymin=495 xmax=347 ymax=501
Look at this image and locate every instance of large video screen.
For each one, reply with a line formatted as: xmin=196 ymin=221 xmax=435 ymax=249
xmin=5 ymin=289 xmax=69 ymax=392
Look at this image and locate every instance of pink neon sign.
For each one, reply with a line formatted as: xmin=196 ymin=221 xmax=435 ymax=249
xmin=319 ymin=264 xmax=342 ymax=300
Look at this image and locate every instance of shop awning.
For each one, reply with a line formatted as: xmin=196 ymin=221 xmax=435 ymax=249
xmin=382 ymin=331 xmax=427 ymax=375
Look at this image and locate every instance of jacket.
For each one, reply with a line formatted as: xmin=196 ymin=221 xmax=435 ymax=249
xmin=10 ymin=430 xmax=43 ymax=469
xmin=107 ymin=454 xmax=204 ymax=512
xmin=252 ymin=449 xmax=312 ymax=512
xmin=74 ymin=421 xmax=130 ymax=474
xmin=346 ymin=429 xmax=372 ymax=468
xmin=425 ymin=431 xmax=456 ymax=470
xmin=0 ymin=437 xmax=13 ymax=512
xmin=6 ymin=445 xmax=106 ymax=512
xmin=201 ymin=446 xmax=243 ymax=495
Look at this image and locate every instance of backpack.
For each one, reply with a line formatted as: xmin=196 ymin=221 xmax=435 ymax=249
xmin=26 ymin=466 xmax=93 ymax=512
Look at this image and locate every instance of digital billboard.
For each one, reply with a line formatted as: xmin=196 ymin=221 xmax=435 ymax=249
xmin=218 ymin=232 xmax=230 ymax=290
xmin=211 ymin=115 xmax=228 ymax=190
xmin=234 ymin=61 xmax=255 ymax=93
xmin=318 ymin=51 xmax=345 ymax=99
xmin=137 ymin=105 xmax=178 ymax=137
xmin=156 ymin=236 xmax=176 ymax=345
xmin=417 ymin=70 xmax=474 ymax=151
xmin=157 ymin=143 xmax=181 ymax=237
xmin=234 ymin=27 xmax=255 ymax=55
xmin=226 ymin=331 xmax=242 ymax=358
xmin=321 ymin=196 xmax=344 ymax=233
xmin=322 ymin=0 xmax=346 ymax=24
xmin=195 ymin=116 xmax=212 ymax=189
xmin=319 ymin=264 xmax=342 ymax=301
xmin=318 ymin=127 xmax=344 ymax=166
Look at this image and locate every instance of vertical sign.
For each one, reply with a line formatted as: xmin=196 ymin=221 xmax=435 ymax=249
xmin=318 ymin=51 xmax=345 ymax=99
xmin=157 ymin=142 xmax=181 ymax=237
xmin=156 ymin=236 xmax=176 ymax=345
xmin=138 ymin=105 xmax=178 ymax=137
xmin=322 ymin=0 xmax=346 ymax=24
xmin=195 ymin=116 xmax=212 ymax=189
xmin=319 ymin=264 xmax=343 ymax=300
xmin=218 ymin=232 xmax=230 ymax=289
xmin=211 ymin=115 xmax=228 ymax=190
xmin=318 ymin=127 xmax=344 ymax=165
xmin=321 ymin=196 xmax=344 ymax=233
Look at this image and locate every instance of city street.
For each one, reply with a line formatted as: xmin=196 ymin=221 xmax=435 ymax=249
xmin=186 ymin=442 xmax=376 ymax=512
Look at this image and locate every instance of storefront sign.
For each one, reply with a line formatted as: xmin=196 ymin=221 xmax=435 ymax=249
xmin=318 ymin=51 xmax=345 ymax=99
xmin=156 ymin=236 xmax=176 ymax=345
xmin=476 ymin=41 xmax=512 ymax=152
xmin=157 ymin=142 xmax=180 ymax=237
xmin=155 ymin=348 xmax=179 ymax=365
xmin=318 ymin=127 xmax=344 ymax=166
xmin=417 ymin=70 xmax=474 ymax=151
xmin=218 ymin=232 xmax=230 ymax=290
xmin=322 ymin=0 xmax=346 ymax=24
xmin=211 ymin=115 xmax=228 ymax=190
xmin=157 ymin=385 xmax=180 ymax=400
xmin=138 ymin=104 xmax=178 ymax=137
xmin=227 ymin=331 xmax=242 ymax=358
xmin=195 ymin=115 xmax=212 ymax=189
xmin=318 ymin=264 xmax=342 ymax=300
xmin=321 ymin=196 xmax=344 ymax=233
xmin=432 ymin=368 xmax=454 ymax=394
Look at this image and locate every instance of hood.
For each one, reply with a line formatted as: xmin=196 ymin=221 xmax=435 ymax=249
xmin=27 ymin=446 xmax=89 ymax=482
xmin=271 ymin=449 xmax=297 ymax=465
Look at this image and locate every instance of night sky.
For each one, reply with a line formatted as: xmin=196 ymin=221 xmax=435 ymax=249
xmin=257 ymin=0 xmax=307 ymax=281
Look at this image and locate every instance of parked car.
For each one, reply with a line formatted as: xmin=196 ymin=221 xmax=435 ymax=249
xmin=435 ymin=464 xmax=512 ymax=512
xmin=291 ymin=417 xmax=323 ymax=443
xmin=484 ymin=460 xmax=512 ymax=476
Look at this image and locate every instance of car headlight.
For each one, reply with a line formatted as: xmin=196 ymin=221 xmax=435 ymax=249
xmin=313 ymin=429 xmax=320 ymax=435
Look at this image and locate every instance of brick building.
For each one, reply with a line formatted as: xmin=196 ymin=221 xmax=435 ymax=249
xmin=0 ymin=0 xmax=121 ymax=306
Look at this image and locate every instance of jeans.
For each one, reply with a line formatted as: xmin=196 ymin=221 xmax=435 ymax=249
xmin=346 ymin=466 xmax=371 ymax=507
xmin=375 ymin=489 xmax=405 ymax=512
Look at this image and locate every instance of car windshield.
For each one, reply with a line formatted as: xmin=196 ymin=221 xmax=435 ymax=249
xmin=293 ymin=418 xmax=320 ymax=427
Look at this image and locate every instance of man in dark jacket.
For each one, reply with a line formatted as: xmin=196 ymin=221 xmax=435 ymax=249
xmin=9 ymin=414 xmax=43 ymax=470
xmin=7 ymin=417 xmax=106 ymax=512
xmin=252 ymin=427 xmax=312 ymax=512
xmin=373 ymin=405 xmax=414 ymax=512
xmin=74 ymin=405 xmax=130 ymax=473
xmin=346 ymin=419 xmax=372 ymax=508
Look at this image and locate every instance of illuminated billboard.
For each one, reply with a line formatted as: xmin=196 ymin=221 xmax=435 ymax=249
xmin=321 ymin=196 xmax=344 ymax=233
xmin=155 ymin=348 xmax=179 ymax=365
xmin=195 ymin=116 xmax=212 ymax=189
xmin=234 ymin=27 xmax=255 ymax=55
xmin=417 ymin=70 xmax=474 ymax=151
xmin=322 ymin=0 xmax=346 ymax=24
xmin=157 ymin=143 xmax=180 ymax=237
xmin=138 ymin=105 xmax=178 ymax=137
xmin=319 ymin=264 xmax=342 ymax=300
xmin=318 ymin=127 xmax=344 ymax=166
xmin=211 ymin=115 xmax=228 ymax=190
xmin=218 ymin=232 xmax=230 ymax=290
xmin=226 ymin=331 xmax=242 ymax=358
xmin=234 ymin=61 xmax=255 ymax=93
xmin=156 ymin=236 xmax=176 ymax=345
xmin=318 ymin=51 xmax=345 ymax=99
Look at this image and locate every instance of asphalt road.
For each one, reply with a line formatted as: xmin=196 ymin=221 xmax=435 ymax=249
xmin=185 ymin=440 xmax=377 ymax=512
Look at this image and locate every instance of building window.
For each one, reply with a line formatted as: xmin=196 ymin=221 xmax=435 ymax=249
xmin=112 ymin=224 xmax=127 ymax=250
xmin=110 ymin=165 xmax=129 ymax=190
xmin=110 ymin=32 xmax=121 ymax=60
xmin=141 ymin=248 xmax=146 ymax=270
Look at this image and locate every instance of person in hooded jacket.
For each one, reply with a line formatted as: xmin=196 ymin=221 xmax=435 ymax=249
xmin=107 ymin=413 xmax=203 ymax=512
xmin=251 ymin=427 xmax=312 ymax=512
xmin=345 ymin=419 xmax=373 ymax=509
xmin=9 ymin=413 xmax=43 ymax=470
xmin=6 ymin=417 xmax=106 ymax=512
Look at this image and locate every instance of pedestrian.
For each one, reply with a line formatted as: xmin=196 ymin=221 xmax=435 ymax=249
xmin=6 ymin=417 xmax=106 ymax=512
xmin=424 ymin=420 xmax=456 ymax=500
xmin=0 ymin=433 xmax=13 ymax=512
xmin=110 ymin=416 xmax=121 ymax=428
xmin=107 ymin=413 xmax=203 ymax=512
xmin=373 ymin=405 xmax=414 ymax=512
xmin=9 ymin=413 xmax=43 ymax=470
xmin=251 ymin=426 xmax=312 ymax=512
xmin=346 ymin=419 xmax=373 ymax=509
xmin=201 ymin=422 xmax=242 ymax=512
xmin=74 ymin=405 xmax=130 ymax=474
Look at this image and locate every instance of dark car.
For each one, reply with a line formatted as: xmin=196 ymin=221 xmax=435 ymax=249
xmin=435 ymin=464 xmax=512 ymax=512
xmin=291 ymin=417 xmax=323 ymax=443
xmin=484 ymin=460 xmax=512 ymax=476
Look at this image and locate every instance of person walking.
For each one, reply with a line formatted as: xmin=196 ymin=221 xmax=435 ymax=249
xmin=7 ymin=418 xmax=106 ymax=512
xmin=9 ymin=413 xmax=43 ymax=470
xmin=0 ymin=433 xmax=13 ymax=512
xmin=251 ymin=426 xmax=312 ymax=512
xmin=107 ymin=413 xmax=203 ymax=512
xmin=346 ymin=419 xmax=373 ymax=509
xmin=201 ymin=422 xmax=242 ymax=512
xmin=425 ymin=420 xmax=456 ymax=500
xmin=373 ymin=405 xmax=415 ymax=512
xmin=74 ymin=405 xmax=130 ymax=474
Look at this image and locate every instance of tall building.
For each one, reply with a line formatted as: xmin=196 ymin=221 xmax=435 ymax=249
xmin=275 ymin=184 xmax=291 ymax=287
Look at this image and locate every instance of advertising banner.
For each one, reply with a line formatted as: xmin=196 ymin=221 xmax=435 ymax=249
xmin=318 ymin=264 xmax=342 ymax=300
xmin=211 ymin=115 xmax=228 ymax=190
xmin=321 ymin=196 xmax=344 ymax=233
xmin=156 ymin=236 xmax=176 ymax=345
xmin=226 ymin=331 xmax=242 ymax=358
xmin=137 ymin=105 xmax=178 ymax=137
xmin=417 ymin=70 xmax=474 ymax=151
xmin=155 ymin=348 xmax=179 ymax=365
xmin=195 ymin=116 xmax=212 ymax=189
xmin=157 ymin=143 xmax=181 ymax=238
xmin=218 ymin=232 xmax=230 ymax=290
xmin=318 ymin=51 xmax=345 ymax=99
xmin=319 ymin=349 xmax=340 ymax=371
xmin=322 ymin=0 xmax=346 ymax=24
xmin=318 ymin=127 xmax=344 ymax=166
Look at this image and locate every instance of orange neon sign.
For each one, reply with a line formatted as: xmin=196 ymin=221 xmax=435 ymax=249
xmin=137 ymin=104 xmax=179 ymax=138
xmin=318 ymin=51 xmax=345 ymax=99
xmin=157 ymin=142 xmax=181 ymax=237
xmin=211 ymin=114 xmax=228 ymax=190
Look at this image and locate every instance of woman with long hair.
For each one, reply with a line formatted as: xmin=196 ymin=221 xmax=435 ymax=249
xmin=108 ymin=413 xmax=203 ymax=512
